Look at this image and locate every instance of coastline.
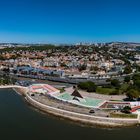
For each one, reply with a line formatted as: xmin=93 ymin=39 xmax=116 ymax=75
xmin=12 ymin=87 xmax=28 ymax=96
xmin=24 ymin=93 xmax=139 ymax=128
xmin=0 ymin=85 xmax=138 ymax=128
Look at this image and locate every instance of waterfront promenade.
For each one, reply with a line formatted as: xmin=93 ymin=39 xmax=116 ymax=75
xmin=25 ymin=93 xmax=139 ymax=128
xmin=0 ymin=84 xmax=139 ymax=128
xmin=0 ymin=85 xmax=28 ymax=96
xmin=0 ymin=85 xmax=26 ymax=89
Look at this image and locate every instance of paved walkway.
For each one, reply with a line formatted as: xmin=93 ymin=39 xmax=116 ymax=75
xmin=0 ymin=85 xmax=26 ymax=89
xmin=26 ymin=94 xmax=139 ymax=127
xmin=0 ymin=85 xmax=27 ymax=89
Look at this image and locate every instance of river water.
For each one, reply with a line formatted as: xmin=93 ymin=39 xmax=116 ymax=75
xmin=0 ymin=88 xmax=140 ymax=140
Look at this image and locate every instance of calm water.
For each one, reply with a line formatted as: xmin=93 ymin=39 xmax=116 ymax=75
xmin=0 ymin=89 xmax=140 ymax=140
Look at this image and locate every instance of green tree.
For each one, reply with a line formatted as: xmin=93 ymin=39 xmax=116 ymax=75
xmin=78 ymin=64 xmax=87 ymax=71
xmin=124 ymin=65 xmax=132 ymax=74
xmin=131 ymin=74 xmax=140 ymax=90
xmin=78 ymin=81 xmax=97 ymax=92
xmin=78 ymin=82 xmax=89 ymax=90
xmin=126 ymin=89 xmax=139 ymax=99
xmin=132 ymin=74 xmax=140 ymax=82
xmin=124 ymin=76 xmax=131 ymax=83
xmin=133 ymin=80 xmax=140 ymax=90
xmin=111 ymin=79 xmax=120 ymax=88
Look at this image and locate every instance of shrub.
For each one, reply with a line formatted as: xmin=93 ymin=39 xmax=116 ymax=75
xmin=122 ymin=106 xmax=132 ymax=114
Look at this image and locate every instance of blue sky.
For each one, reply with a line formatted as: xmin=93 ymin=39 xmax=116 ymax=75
xmin=0 ymin=0 xmax=140 ymax=44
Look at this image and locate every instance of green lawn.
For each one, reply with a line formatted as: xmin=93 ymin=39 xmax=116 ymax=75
xmin=96 ymin=87 xmax=116 ymax=95
xmin=96 ymin=83 xmax=129 ymax=95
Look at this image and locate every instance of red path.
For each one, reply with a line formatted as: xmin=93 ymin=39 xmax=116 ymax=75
xmin=131 ymin=106 xmax=140 ymax=112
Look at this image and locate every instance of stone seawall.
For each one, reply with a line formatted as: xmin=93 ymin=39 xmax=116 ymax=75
xmin=13 ymin=87 xmax=28 ymax=96
xmin=25 ymin=94 xmax=139 ymax=128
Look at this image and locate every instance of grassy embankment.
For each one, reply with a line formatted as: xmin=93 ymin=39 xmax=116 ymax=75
xmin=110 ymin=112 xmax=138 ymax=118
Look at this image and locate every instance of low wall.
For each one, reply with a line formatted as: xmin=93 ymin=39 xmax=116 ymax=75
xmin=0 ymin=85 xmax=25 ymax=89
xmin=13 ymin=87 xmax=28 ymax=96
xmin=25 ymin=94 xmax=139 ymax=128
